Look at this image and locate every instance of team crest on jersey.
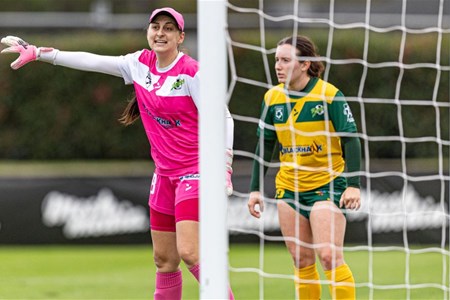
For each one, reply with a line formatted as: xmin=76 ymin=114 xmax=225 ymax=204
xmin=171 ymin=78 xmax=185 ymax=91
xmin=311 ymin=104 xmax=325 ymax=118
xmin=274 ymin=106 xmax=284 ymax=121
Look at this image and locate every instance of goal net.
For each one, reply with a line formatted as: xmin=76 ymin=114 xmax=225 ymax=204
xmin=224 ymin=0 xmax=450 ymax=299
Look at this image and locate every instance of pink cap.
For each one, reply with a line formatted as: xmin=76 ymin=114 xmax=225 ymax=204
xmin=149 ymin=7 xmax=185 ymax=31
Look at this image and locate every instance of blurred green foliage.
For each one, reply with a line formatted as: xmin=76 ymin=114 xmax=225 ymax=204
xmin=228 ymin=28 xmax=450 ymax=159
xmin=0 ymin=32 xmax=150 ymax=159
xmin=0 ymin=29 xmax=448 ymax=160
xmin=0 ymin=0 xmax=197 ymax=13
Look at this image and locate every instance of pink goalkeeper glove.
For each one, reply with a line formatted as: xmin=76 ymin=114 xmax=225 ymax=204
xmin=1 ymin=36 xmax=52 ymax=70
xmin=226 ymin=149 xmax=233 ymax=196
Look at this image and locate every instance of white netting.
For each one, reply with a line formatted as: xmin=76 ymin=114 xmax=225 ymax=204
xmin=225 ymin=0 xmax=450 ymax=299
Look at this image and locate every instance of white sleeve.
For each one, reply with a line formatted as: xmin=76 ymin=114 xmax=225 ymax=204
xmin=225 ymin=106 xmax=234 ymax=150
xmin=38 ymin=49 xmax=123 ymax=78
xmin=189 ymin=71 xmax=234 ymax=149
xmin=189 ymin=71 xmax=200 ymax=108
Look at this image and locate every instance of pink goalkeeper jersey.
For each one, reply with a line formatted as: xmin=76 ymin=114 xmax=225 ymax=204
xmin=118 ymin=50 xmax=200 ymax=176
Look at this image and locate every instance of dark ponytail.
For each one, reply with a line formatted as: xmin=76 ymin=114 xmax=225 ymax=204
xmin=118 ymin=93 xmax=140 ymax=126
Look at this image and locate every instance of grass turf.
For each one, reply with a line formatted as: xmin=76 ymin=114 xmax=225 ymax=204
xmin=0 ymin=244 xmax=447 ymax=299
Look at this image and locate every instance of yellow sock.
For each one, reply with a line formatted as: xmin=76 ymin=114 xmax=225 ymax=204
xmin=294 ymin=264 xmax=321 ymax=300
xmin=324 ymin=263 xmax=355 ymax=300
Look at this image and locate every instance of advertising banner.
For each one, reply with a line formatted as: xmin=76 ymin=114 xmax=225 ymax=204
xmin=0 ymin=171 xmax=448 ymax=244
xmin=0 ymin=177 xmax=152 ymax=244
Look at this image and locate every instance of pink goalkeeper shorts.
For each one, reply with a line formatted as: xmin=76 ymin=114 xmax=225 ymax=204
xmin=149 ymin=173 xmax=200 ymax=232
xmin=150 ymin=199 xmax=198 ymax=232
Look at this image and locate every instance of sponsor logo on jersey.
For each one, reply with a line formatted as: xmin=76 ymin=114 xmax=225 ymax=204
xmin=142 ymin=103 xmax=182 ymax=129
xmin=279 ymin=141 xmax=323 ymax=155
xmin=153 ymin=116 xmax=174 ymax=129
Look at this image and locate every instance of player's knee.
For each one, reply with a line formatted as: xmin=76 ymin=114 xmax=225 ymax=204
xmin=292 ymin=251 xmax=316 ymax=268
xmin=153 ymin=250 xmax=181 ymax=271
xmin=286 ymin=244 xmax=315 ymax=268
xmin=317 ymin=248 xmax=343 ymax=270
xmin=178 ymin=245 xmax=198 ymax=268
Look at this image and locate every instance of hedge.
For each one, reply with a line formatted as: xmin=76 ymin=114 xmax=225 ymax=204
xmin=228 ymin=28 xmax=450 ymax=159
xmin=0 ymin=32 xmax=150 ymax=159
xmin=0 ymin=29 xmax=448 ymax=160
xmin=0 ymin=0 xmax=197 ymax=14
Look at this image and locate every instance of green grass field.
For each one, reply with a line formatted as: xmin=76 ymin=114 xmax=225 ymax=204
xmin=0 ymin=244 xmax=447 ymax=299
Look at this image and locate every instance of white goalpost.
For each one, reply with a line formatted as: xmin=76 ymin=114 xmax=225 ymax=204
xmin=198 ymin=0 xmax=229 ymax=299
xmin=223 ymin=0 xmax=450 ymax=299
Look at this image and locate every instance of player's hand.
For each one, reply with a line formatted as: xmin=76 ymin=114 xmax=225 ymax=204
xmin=225 ymin=149 xmax=233 ymax=196
xmin=248 ymin=191 xmax=264 ymax=218
xmin=339 ymin=187 xmax=361 ymax=210
xmin=0 ymin=36 xmax=49 ymax=70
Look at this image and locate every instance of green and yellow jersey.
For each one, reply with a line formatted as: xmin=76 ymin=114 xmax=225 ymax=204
xmin=257 ymin=77 xmax=357 ymax=192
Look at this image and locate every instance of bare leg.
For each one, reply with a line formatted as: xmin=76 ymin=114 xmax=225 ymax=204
xmin=277 ymin=201 xmax=315 ymax=268
xmin=176 ymin=220 xmax=199 ymax=269
xmin=309 ymin=201 xmax=346 ymax=270
xmin=151 ymin=230 xmax=182 ymax=300
xmin=310 ymin=201 xmax=355 ymax=299
xmin=278 ymin=201 xmax=321 ymax=299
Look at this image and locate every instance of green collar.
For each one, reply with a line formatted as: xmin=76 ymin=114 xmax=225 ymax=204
xmin=286 ymin=77 xmax=319 ymax=99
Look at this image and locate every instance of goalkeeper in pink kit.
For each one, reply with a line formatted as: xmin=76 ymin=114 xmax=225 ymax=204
xmin=1 ymin=7 xmax=235 ymax=300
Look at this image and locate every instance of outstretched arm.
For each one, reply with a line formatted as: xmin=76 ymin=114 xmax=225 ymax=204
xmin=1 ymin=36 xmax=122 ymax=77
